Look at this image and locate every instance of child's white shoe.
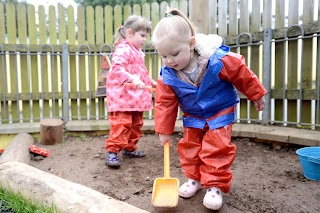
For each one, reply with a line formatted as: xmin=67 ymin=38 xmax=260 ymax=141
xmin=178 ymin=179 xmax=202 ymax=198
xmin=203 ymin=187 xmax=223 ymax=210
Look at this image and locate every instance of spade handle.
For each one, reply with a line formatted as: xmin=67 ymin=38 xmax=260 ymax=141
xmin=164 ymin=142 xmax=170 ymax=178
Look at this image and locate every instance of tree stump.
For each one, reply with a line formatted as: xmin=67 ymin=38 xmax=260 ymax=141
xmin=0 ymin=133 xmax=34 ymax=164
xmin=40 ymin=118 xmax=64 ymax=145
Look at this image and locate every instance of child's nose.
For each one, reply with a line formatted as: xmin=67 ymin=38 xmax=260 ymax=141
xmin=167 ymin=57 xmax=174 ymax=63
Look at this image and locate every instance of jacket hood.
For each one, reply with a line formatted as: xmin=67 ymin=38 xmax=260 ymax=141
xmin=195 ymin=34 xmax=223 ymax=59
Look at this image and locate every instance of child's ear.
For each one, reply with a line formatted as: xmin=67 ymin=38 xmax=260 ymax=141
xmin=189 ymin=36 xmax=196 ymax=50
xmin=126 ymin=29 xmax=134 ymax=37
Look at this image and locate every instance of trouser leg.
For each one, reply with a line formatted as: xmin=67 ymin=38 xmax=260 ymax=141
xmin=123 ymin=111 xmax=143 ymax=151
xmin=177 ymin=124 xmax=236 ymax=193
xmin=177 ymin=127 xmax=204 ymax=181
xmin=200 ymin=124 xmax=236 ymax=192
xmin=105 ymin=111 xmax=133 ymax=153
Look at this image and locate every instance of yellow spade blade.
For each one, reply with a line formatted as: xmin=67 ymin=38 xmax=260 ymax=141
xmin=151 ymin=142 xmax=180 ymax=207
xmin=152 ymin=177 xmax=179 ymax=207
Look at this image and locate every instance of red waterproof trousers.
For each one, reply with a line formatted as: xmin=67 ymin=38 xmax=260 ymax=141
xmin=105 ymin=111 xmax=143 ymax=153
xmin=177 ymin=124 xmax=236 ymax=193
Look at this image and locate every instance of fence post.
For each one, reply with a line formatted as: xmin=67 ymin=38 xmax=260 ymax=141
xmin=262 ymin=28 xmax=272 ymax=125
xmin=62 ymin=44 xmax=69 ymax=123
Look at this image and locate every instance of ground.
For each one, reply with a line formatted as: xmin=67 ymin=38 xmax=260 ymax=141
xmin=29 ymin=133 xmax=320 ymax=213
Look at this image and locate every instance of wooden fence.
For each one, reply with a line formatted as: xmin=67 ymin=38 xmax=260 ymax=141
xmin=0 ymin=0 xmax=320 ymax=130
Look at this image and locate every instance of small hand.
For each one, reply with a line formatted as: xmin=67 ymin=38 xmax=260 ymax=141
xmin=132 ymin=77 xmax=145 ymax=89
xmin=253 ymin=96 xmax=265 ymax=111
xmin=151 ymin=80 xmax=157 ymax=87
xmin=159 ymin=134 xmax=172 ymax=146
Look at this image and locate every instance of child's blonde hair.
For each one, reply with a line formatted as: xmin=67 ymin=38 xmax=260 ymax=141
xmin=113 ymin=15 xmax=152 ymax=46
xmin=152 ymin=8 xmax=196 ymax=45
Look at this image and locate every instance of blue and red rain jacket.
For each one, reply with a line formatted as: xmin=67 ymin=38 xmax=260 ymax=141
xmin=155 ymin=45 xmax=267 ymax=135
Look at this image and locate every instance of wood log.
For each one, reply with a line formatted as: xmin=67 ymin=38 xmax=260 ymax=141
xmin=40 ymin=118 xmax=64 ymax=145
xmin=0 ymin=133 xmax=34 ymax=164
xmin=0 ymin=161 xmax=148 ymax=213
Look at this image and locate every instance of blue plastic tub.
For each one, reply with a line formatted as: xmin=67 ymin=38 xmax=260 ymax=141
xmin=296 ymin=147 xmax=320 ymax=181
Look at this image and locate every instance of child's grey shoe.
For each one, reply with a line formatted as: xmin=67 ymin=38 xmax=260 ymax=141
xmin=121 ymin=150 xmax=146 ymax=158
xmin=106 ymin=152 xmax=121 ymax=168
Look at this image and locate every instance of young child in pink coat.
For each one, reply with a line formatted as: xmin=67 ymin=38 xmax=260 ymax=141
xmin=105 ymin=15 xmax=157 ymax=168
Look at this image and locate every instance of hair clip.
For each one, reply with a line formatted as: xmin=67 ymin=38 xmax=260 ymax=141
xmin=165 ymin=13 xmax=174 ymax=17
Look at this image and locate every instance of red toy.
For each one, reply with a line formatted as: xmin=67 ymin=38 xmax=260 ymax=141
xmin=29 ymin=144 xmax=50 ymax=157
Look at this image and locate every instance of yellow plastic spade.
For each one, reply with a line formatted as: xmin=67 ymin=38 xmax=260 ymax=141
xmin=151 ymin=142 xmax=179 ymax=207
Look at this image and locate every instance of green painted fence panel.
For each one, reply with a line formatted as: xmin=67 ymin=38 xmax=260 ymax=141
xmin=94 ymin=6 xmax=105 ymax=118
xmin=86 ymin=6 xmax=97 ymax=118
xmin=142 ymin=4 xmax=150 ymax=21
xmin=27 ymin=4 xmax=40 ymax=121
xmin=54 ymin=4 xmax=66 ymax=117
xmin=238 ymin=0 xmax=250 ymax=122
xmin=151 ymin=3 xmax=160 ymax=32
xmin=17 ymin=4 xmax=27 ymax=42
xmin=49 ymin=6 xmax=57 ymax=44
xmin=81 ymin=6 xmax=94 ymax=119
xmin=151 ymin=3 xmax=162 ymax=83
xmin=17 ymin=4 xmax=30 ymax=121
xmin=218 ymin=0 xmax=227 ymax=36
xmin=142 ymin=3 xmax=151 ymax=44
xmin=44 ymin=5 xmax=57 ymax=118
xmin=104 ymin=6 xmax=113 ymax=45
xmin=86 ymin=6 xmax=95 ymax=44
xmin=133 ymin=4 xmax=141 ymax=15
xmin=170 ymin=0 xmax=179 ymax=9
xmin=6 ymin=3 xmax=16 ymax=44
xmin=58 ymin=4 xmax=67 ymax=44
xmin=159 ymin=2 xmax=167 ymax=19
xmin=208 ymin=0 xmax=217 ymax=34
xmin=0 ymin=2 xmax=5 ymax=122
xmin=96 ymin=6 xmax=104 ymax=45
xmin=0 ymin=2 xmax=8 ymax=123
xmin=301 ymin=1 xmax=314 ymax=126
xmin=35 ymin=6 xmax=47 ymax=120
xmin=124 ymin=4 xmax=132 ymax=20
xmin=0 ymin=3 xmax=4 ymax=43
xmin=274 ymin=0 xmax=285 ymax=124
xmin=287 ymin=0 xmax=299 ymax=125
xmin=39 ymin=53 xmax=49 ymax=118
xmin=6 ymin=3 xmax=18 ymax=121
xmin=96 ymin=5 xmax=106 ymax=118
xmin=38 ymin=6 xmax=47 ymax=45
xmin=77 ymin=6 xmax=86 ymax=44
xmin=142 ymin=2 xmax=155 ymax=83
xmin=27 ymin=5 xmax=37 ymax=44
xmin=67 ymin=5 xmax=78 ymax=120
xmin=249 ymin=0 xmax=262 ymax=122
xmin=76 ymin=6 xmax=87 ymax=119
xmin=114 ymin=5 xmax=122 ymax=32
xmin=228 ymin=0 xmax=238 ymax=36
xmin=179 ymin=0 xmax=188 ymax=15
xmin=77 ymin=52 xmax=87 ymax=119
xmin=67 ymin=6 xmax=76 ymax=45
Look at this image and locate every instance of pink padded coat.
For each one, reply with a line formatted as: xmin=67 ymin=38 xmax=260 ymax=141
xmin=106 ymin=40 xmax=154 ymax=112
